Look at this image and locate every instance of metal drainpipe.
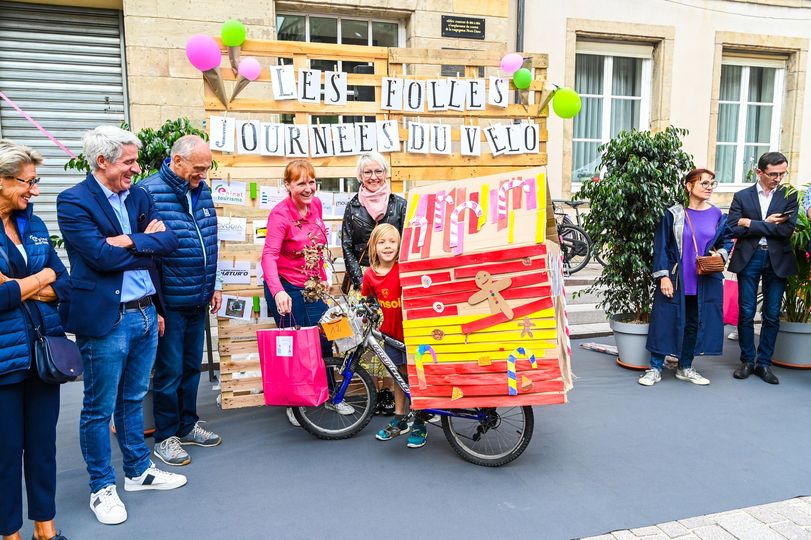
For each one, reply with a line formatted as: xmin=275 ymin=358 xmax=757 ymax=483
xmin=515 ymin=0 xmax=525 ymax=103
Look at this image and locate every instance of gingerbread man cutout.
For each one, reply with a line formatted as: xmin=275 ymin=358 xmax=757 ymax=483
xmin=468 ymin=271 xmax=514 ymax=319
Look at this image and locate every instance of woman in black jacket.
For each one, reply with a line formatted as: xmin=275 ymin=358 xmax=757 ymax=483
xmin=341 ymin=151 xmax=406 ymax=290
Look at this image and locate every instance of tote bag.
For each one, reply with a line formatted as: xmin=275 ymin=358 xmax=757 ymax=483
xmin=257 ymin=326 xmax=328 ymax=407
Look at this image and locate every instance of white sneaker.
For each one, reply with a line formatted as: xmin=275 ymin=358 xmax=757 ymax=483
xmin=90 ymin=485 xmax=127 ymax=525
xmin=124 ymin=461 xmax=187 ymax=492
xmin=638 ymin=368 xmax=662 ymax=386
xmin=286 ymin=407 xmax=300 ymax=427
xmin=727 ymin=331 xmax=739 ymax=340
xmin=675 ymin=367 xmax=710 ymax=385
xmin=325 ymin=401 xmax=356 ymax=415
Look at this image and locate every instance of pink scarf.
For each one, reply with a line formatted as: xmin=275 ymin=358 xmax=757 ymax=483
xmin=358 ymin=182 xmax=391 ymax=222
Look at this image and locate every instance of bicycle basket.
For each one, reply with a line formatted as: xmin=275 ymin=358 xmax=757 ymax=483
xmin=319 ymin=303 xmax=365 ymax=354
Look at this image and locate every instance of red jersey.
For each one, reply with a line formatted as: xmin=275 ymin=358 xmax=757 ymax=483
xmin=361 ymin=263 xmax=404 ymax=341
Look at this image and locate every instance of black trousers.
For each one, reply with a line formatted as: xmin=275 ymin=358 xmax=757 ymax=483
xmin=0 ymin=372 xmax=60 ymax=535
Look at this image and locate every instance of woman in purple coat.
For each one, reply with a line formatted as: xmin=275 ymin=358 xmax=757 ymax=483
xmin=640 ymin=168 xmax=733 ymax=387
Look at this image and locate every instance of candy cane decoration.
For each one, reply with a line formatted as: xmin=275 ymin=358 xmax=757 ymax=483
xmin=497 ymin=178 xmax=530 ymax=220
xmin=409 ymin=216 xmax=429 ymax=249
xmin=434 ymin=191 xmax=451 ymax=231
xmin=449 ymin=201 xmax=483 ymax=253
xmin=415 ymin=344 xmax=438 ymax=389
xmin=507 ymin=346 xmax=537 ymax=396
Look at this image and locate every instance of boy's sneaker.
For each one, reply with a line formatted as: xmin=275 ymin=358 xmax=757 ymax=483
xmin=124 ymin=461 xmax=187 ymax=492
xmin=406 ymin=422 xmax=427 ymax=448
xmin=179 ymin=421 xmax=222 ymax=447
xmin=153 ymin=436 xmax=190 ymax=466
xmin=638 ymin=368 xmax=661 ymax=386
xmin=286 ymin=407 xmax=300 ymax=427
xmin=325 ymin=401 xmax=356 ymax=415
xmin=90 ymin=485 xmax=127 ymax=525
xmin=375 ymin=417 xmax=411 ymax=441
xmin=675 ymin=367 xmax=710 ymax=386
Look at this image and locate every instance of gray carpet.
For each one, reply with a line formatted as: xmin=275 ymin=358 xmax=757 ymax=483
xmin=18 ymin=336 xmax=811 ymax=539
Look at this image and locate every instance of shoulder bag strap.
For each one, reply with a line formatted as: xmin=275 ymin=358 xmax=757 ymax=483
xmin=0 ymin=244 xmax=44 ymax=339
xmin=684 ymin=210 xmax=701 ymax=256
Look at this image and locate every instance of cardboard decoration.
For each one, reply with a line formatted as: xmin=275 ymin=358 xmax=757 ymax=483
xmin=400 ymin=167 xmax=571 ymax=409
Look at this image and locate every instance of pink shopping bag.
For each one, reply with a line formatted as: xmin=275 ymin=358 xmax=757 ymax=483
xmin=257 ymin=326 xmax=328 ymax=407
xmin=723 ymin=279 xmax=739 ymax=326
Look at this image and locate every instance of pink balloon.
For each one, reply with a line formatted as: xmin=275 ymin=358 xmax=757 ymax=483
xmin=238 ymin=57 xmax=261 ymax=81
xmin=500 ymin=53 xmax=524 ymax=75
xmin=185 ymin=34 xmax=221 ymax=72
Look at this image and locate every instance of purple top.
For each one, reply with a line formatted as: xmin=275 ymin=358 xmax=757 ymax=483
xmin=682 ymin=206 xmax=722 ymax=295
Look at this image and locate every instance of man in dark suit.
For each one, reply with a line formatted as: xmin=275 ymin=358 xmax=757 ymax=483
xmin=727 ymin=152 xmax=798 ymax=385
xmin=57 ymin=126 xmax=183 ymax=526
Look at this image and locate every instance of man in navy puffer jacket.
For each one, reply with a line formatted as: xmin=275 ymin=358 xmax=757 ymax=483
xmin=139 ymin=135 xmax=223 ymax=467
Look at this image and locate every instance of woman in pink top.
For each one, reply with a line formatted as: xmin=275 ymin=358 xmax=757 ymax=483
xmin=261 ymin=160 xmax=331 ymax=346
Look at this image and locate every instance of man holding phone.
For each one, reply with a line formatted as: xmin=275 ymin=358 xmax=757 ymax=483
xmin=728 ymin=152 xmax=799 ymax=384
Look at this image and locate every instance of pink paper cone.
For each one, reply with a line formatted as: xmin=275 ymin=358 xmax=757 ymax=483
xmin=230 ymin=75 xmax=252 ymax=102
xmin=228 ymin=46 xmax=241 ymax=77
xmin=202 ymin=67 xmax=228 ymax=109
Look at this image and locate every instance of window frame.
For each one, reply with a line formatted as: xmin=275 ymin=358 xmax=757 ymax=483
xmin=276 ymin=12 xmax=404 ymax=50
xmin=572 ymin=41 xmax=653 ymax=190
xmin=714 ymin=56 xmax=785 ymax=191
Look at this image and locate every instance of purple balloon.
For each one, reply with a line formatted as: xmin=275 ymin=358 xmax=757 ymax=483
xmin=238 ymin=57 xmax=261 ymax=81
xmin=500 ymin=53 xmax=524 ymax=75
xmin=185 ymin=34 xmax=222 ymax=72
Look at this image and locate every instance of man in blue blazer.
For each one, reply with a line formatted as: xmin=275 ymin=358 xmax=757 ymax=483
xmin=57 ymin=126 xmax=184 ymax=526
xmin=727 ymin=151 xmax=798 ymax=385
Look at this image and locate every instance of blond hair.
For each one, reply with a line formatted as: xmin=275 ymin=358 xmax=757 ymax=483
xmin=367 ymin=223 xmax=400 ymax=270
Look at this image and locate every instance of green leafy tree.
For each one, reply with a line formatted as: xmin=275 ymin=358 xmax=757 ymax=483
xmin=64 ymin=118 xmax=213 ymax=182
xmin=783 ymin=184 xmax=810 ymax=323
xmin=575 ymin=126 xmax=694 ymax=323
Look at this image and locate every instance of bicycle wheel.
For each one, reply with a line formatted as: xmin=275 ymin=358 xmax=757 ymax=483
xmin=293 ymin=357 xmax=377 ymax=440
xmin=441 ymin=406 xmax=534 ymax=467
xmin=558 ymin=223 xmax=591 ymax=274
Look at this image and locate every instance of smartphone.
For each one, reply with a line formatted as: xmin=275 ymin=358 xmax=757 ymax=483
xmin=778 ymin=211 xmax=792 ymax=217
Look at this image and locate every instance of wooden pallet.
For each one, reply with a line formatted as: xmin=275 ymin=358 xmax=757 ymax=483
xmin=205 ymin=39 xmax=551 ymax=409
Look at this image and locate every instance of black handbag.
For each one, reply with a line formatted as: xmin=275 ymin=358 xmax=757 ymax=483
xmin=0 ymin=245 xmax=82 ymax=384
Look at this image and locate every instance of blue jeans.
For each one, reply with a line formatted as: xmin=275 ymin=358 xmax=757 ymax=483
xmin=651 ymin=295 xmax=699 ymax=370
xmin=737 ymin=248 xmax=787 ymax=367
xmin=153 ymin=306 xmax=207 ymax=443
xmin=263 ymin=280 xmax=331 ymax=355
xmin=77 ymin=304 xmax=158 ymax=493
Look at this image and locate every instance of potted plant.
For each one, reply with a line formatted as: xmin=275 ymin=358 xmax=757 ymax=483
xmin=574 ymin=126 xmax=694 ymax=368
xmin=64 ymin=117 xmax=213 ymax=181
xmin=773 ymin=184 xmax=811 ymax=368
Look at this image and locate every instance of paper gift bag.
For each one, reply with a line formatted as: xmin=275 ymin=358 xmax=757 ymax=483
xmin=257 ymin=326 xmax=328 ymax=407
xmin=723 ymin=279 xmax=739 ymax=327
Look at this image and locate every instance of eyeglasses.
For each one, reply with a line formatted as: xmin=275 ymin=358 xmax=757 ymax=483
xmin=698 ymin=180 xmax=718 ymax=189
xmin=361 ymin=169 xmax=385 ymax=178
xmin=763 ymin=171 xmax=789 ymax=181
xmin=5 ymin=176 xmax=41 ymax=187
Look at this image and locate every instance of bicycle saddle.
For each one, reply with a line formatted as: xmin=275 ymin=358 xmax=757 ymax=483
xmin=565 ymin=200 xmax=588 ymax=209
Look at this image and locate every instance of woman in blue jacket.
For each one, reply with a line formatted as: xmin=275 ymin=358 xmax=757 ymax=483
xmin=0 ymin=140 xmax=70 ymax=540
xmin=640 ymin=168 xmax=733 ymax=387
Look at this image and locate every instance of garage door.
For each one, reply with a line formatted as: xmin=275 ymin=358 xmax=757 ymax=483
xmin=0 ymin=0 xmax=128 ymax=235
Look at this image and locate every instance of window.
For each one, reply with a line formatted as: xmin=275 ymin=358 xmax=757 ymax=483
xmin=714 ymin=59 xmax=784 ymax=185
xmin=276 ymin=14 xmax=401 ymax=192
xmin=571 ymin=42 xmax=652 ymax=184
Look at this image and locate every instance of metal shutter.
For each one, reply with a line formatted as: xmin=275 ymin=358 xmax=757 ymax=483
xmin=0 ymin=0 xmax=128 ymax=235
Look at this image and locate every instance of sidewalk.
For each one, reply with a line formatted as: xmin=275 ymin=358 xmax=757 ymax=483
xmin=584 ymin=497 xmax=811 ymax=539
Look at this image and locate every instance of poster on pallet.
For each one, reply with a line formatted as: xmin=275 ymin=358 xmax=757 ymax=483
xmin=400 ymin=166 xmax=572 ymax=409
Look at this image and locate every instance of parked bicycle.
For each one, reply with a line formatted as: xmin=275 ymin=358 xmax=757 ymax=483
xmin=553 ymin=199 xmax=609 ymax=269
xmin=292 ymin=297 xmax=535 ymax=467
xmin=553 ymin=199 xmax=592 ymax=274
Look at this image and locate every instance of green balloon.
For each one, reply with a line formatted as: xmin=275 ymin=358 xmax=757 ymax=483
xmin=512 ymin=68 xmax=532 ymax=90
xmin=221 ymin=19 xmax=246 ymax=47
xmin=552 ymin=87 xmax=582 ymax=119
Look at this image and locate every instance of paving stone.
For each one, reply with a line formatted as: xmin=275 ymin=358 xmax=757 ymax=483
xmin=671 ymin=536 xmax=700 ymax=540
xmin=678 ymin=516 xmax=716 ymax=529
xmin=747 ymin=503 xmax=790 ymax=524
xmin=611 ymin=531 xmax=640 ymax=540
xmin=631 ymin=526 xmax=665 ymax=536
xmin=691 ymin=525 xmax=737 ymax=540
xmin=777 ymin=503 xmax=811 ymax=526
xmin=714 ymin=511 xmax=785 ymax=539
xmin=770 ymin=521 xmax=811 ymax=540
xmin=636 ymin=535 xmax=669 ymax=540
xmin=582 ymin=535 xmax=614 ymax=540
xmin=656 ymin=521 xmax=691 ymax=538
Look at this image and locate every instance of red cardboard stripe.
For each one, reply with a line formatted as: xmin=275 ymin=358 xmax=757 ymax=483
xmin=400 ymin=271 xmax=452 ymax=288
xmin=460 ymin=296 xmax=554 ymax=334
xmin=411 ymin=392 xmax=565 ymax=409
xmin=405 ymin=304 xmax=459 ymax=320
xmin=454 ymin=257 xmax=546 ymax=279
xmin=399 ymin=244 xmax=547 ymax=274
